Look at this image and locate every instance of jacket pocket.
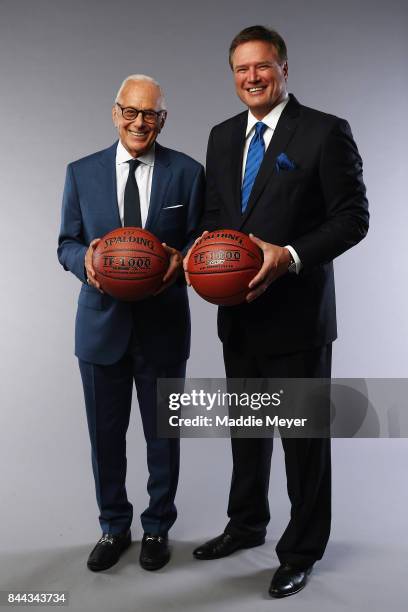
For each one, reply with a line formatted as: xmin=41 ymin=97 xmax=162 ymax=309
xmin=159 ymin=205 xmax=185 ymax=217
xmin=78 ymin=285 xmax=104 ymax=310
xmin=273 ymin=168 xmax=312 ymax=182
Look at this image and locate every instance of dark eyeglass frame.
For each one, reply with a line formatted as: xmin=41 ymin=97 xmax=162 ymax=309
xmin=116 ymin=103 xmax=166 ymax=124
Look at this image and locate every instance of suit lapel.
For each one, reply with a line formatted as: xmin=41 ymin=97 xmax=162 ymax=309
xmin=145 ymin=142 xmax=172 ymax=231
xmin=97 ymin=141 xmax=122 ymax=228
xmin=227 ymin=113 xmax=247 ymax=227
xmin=239 ymin=94 xmax=301 ymax=229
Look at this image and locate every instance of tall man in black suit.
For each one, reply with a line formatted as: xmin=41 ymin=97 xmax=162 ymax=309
xmin=187 ymin=26 xmax=369 ymax=598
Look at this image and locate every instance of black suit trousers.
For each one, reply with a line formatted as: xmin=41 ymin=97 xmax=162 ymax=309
xmin=223 ymin=341 xmax=332 ymax=570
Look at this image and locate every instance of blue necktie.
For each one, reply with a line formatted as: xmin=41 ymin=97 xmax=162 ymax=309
xmin=241 ymin=121 xmax=267 ymax=213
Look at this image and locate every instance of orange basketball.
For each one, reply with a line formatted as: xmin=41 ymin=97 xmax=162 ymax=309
xmin=187 ymin=229 xmax=263 ymax=306
xmin=92 ymin=227 xmax=168 ymax=301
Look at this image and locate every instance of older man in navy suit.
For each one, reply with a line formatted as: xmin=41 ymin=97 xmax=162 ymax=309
xmin=58 ymin=75 xmax=204 ymax=571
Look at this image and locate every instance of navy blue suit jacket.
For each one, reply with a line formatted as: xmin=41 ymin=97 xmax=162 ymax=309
xmin=58 ymin=141 xmax=205 ymax=366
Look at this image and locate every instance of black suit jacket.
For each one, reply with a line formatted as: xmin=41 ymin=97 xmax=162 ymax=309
xmin=201 ymin=94 xmax=369 ymax=355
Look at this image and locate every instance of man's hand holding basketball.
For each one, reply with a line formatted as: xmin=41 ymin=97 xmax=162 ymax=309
xmin=84 ymin=238 xmax=103 ymax=293
xmin=183 ymin=230 xmax=209 ymax=286
xmin=154 ymin=243 xmax=183 ymax=295
xmin=246 ymin=234 xmax=291 ymax=302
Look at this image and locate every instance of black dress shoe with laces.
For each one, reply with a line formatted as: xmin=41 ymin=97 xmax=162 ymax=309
xmin=268 ymin=564 xmax=313 ymax=598
xmin=193 ymin=532 xmax=265 ymax=560
xmin=139 ymin=533 xmax=170 ymax=571
xmin=87 ymin=530 xmax=131 ymax=572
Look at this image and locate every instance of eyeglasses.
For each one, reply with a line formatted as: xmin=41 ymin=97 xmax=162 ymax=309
xmin=116 ymin=103 xmax=166 ymax=124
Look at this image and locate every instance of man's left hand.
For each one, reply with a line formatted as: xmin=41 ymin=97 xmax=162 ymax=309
xmin=154 ymin=243 xmax=183 ymax=295
xmin=246 ymin=234 xmax=291 ymax=302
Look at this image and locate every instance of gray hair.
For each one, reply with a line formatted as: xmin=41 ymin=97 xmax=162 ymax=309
xmin=114 ymin=74 xmax=167 ymax=110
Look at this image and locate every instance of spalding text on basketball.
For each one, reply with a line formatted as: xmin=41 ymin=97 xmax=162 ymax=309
xmin=197 ymin=231 xmax=245 ymax=247
xmin=104 ymin=235 xmax=155 ymax=250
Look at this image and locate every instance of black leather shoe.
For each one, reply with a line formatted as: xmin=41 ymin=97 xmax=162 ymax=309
xmin=269 ymin=564 xmax=313 ymax=598
xmin=139 ymin=533 xmax=170 ymax=571
xmin=87 ymin=530 xmax=131 ymax=571
xmin=193 ymin=532 xmax=265 ymax=560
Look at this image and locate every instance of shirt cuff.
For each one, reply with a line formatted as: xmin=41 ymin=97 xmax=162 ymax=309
xmin=284 ymin=245 xmax=302 ymax=274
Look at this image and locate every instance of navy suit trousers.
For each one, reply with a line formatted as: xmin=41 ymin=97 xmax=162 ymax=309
xmin=79 ymin=330 xmax=186 ymax=536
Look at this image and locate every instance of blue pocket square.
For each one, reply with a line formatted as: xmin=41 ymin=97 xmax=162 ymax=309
xmin=275 ymin=153 xmax=297 ymax=172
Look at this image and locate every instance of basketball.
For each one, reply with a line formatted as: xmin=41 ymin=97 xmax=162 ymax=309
xmin=92 ymin=227 xmax=169 ymax=301
xmin=187 ymin=229 xmax=263 ymax=306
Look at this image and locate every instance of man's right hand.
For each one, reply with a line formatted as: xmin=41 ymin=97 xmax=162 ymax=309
xmin=183 ymin=230 xmax=209 ymax=286
xmin=85 ymin=238 xmax=103 ymax=292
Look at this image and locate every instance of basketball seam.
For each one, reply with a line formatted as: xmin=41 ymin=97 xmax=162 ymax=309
xmin=94 ymin=249 xmax=166 ymax=261
xmin=188 ymin=267 xmax=259 ymax=276
xmin=95 ymin=271 xmax=164 ymax=281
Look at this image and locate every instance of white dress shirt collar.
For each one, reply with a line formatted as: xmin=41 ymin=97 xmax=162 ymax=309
xmin=245 ymin=96 xmax=290 ymax=137
xmin=116 ymin=139 xmax=155 ymax=166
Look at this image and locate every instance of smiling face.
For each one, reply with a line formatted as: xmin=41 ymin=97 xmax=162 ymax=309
xmin=231 ymin=40 xmax=288 ymax=119
xmin=112 ymin=80 xmax=166 ymax=158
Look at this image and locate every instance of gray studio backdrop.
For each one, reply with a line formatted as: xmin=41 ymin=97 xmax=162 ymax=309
xmin=1 ymin=0 xmax=407 ymax=571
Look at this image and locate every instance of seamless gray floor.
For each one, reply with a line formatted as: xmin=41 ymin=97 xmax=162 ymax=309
xmin=2 ymin=440 xmax=407 ymax=611
xmin=1 ymin=537 xmax=406 ymax=612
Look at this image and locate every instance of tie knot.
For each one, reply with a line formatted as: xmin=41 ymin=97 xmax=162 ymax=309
xmin=255 ymin=122 xmax=267 ymax=137
xmin=128 ymin=159 xmax=140 ymax=171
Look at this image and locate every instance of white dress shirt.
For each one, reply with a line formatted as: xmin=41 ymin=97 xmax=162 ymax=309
xmin=115 ymin=140 xmax=155 ymax=227
xmin=242 ymin=97 xmax=302 ymax=273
